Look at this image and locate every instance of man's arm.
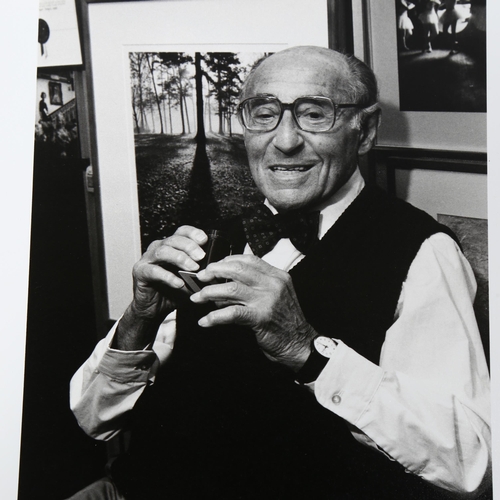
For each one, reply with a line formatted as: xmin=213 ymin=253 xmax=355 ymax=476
xmin=312 ymin=233 xmax=490 ymax=495
xmin=191 ymin=233 xmax=491 ymax=496
xmin=70 ymin=225 xmax=209 ymax=438
xmin=70 ymin=315 xmax=176 ymax=440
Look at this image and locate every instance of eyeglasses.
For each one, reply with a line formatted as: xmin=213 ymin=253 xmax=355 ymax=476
xmin=237 ymin=95 xmax=360 ymax=133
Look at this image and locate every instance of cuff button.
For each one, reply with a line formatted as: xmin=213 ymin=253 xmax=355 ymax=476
xmin=332 ymin=394 xmax=342 ymax=405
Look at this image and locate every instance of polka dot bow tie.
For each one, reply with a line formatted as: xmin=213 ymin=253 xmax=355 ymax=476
xmin=242 ymin=205 xmax=320 ymax=258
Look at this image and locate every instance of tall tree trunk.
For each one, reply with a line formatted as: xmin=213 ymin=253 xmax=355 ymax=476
xmin=138 ymin=55 xmax=146 ymax=132
xmin=150 ymin=101 xmax=155 ymax=133
xmin=162 ymin=98 xmax=167 ymax=133
xmin=217 ymin=67 xmax=223 ymax=135
xmin=183 ymin=94 xmax=191 ymax=134
xmin=132 ymin=97 xmax=140 ymax=133
xmin=206 ymin=94 xmax=213 ymax=133
xmin=146 ymin=54 xmax=164 ymax=134
xmin=194 ymin=52 xmax=206 ymax=148
xmin=168 ymin=93 xmax=173 ymax=134
xmin=178 ymin=68 xmax=186 ymax=135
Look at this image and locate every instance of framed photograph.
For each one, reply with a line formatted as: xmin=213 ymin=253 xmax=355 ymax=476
xmin=48 ymin=81 xmax=63 ymax=106
xmin=351 ymin=0 xmax=486 ymax=152
xmin=38 ymin=0 xmax=82 ymax=67
xmin=81 ymin=0 xmax=329 ymax=320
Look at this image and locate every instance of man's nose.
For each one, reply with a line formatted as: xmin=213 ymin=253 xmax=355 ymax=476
xmin=271 ymin=110 xmax=304 ymax=154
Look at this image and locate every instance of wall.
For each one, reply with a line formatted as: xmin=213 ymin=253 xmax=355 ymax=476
xmin=394 ymin=169 xmax=487 ymax=220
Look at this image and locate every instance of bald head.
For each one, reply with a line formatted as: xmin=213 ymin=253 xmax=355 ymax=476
xmin=241 ymin=46 xmax=378 ymax=109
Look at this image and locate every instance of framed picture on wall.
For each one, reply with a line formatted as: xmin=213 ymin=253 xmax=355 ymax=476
xmin=351 ymin=0 xmax=486 ymax=152
xmin=80 ymin=0 xmax=330 ymax=321
xmin=48 ymin=81 xmax=63 ymax=105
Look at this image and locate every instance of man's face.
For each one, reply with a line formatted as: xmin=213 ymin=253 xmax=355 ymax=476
xmin=242 ymin=49 xmax=365 ymax=213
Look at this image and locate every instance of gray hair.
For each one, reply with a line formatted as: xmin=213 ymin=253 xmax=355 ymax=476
xmin=341 ymin=54 xmax=380 ymax=127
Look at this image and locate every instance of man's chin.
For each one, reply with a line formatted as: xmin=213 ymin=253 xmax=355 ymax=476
xmin=267 ymin=195 xmax=316 ymax=213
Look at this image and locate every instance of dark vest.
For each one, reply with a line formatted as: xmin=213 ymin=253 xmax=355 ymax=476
xmin=111 ymin=187 xmax=458 ymax=500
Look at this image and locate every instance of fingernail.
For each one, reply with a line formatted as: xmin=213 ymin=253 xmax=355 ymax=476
xmin=198 ymin=317 xmax=209 ymax=327
xmin=190 ymin=292 xmax=200 ymax=302
xmin=194 ymin=230 xmax=207 ymax=244
xmin=186 ymin=260 xmax=200 ymax=271
xmin=197 ymin=269 xmax=207 ymax=280
xmin=173 ymin=277 xmax=185 ymax=288
xmin=193 ymin=248 xmax=205 ymax=261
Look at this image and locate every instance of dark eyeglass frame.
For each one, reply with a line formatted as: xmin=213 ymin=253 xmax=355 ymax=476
xmin=237 ymin=94 xmax=361 ymax=133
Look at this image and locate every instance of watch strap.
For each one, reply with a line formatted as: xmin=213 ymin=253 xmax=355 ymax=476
xmin=295 ymin=338 xmax=331 ymax=384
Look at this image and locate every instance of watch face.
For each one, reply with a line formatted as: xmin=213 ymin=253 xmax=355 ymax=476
xmin=314 ymin=336 xmax=337 ymax=358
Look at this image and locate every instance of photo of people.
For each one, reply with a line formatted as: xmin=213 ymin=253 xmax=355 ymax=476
xmin=395 ymin=0 xmax=486 ymax=112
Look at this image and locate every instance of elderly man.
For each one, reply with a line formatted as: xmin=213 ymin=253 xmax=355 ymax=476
xmin=69 ymin=46 xmax=490 ymax=499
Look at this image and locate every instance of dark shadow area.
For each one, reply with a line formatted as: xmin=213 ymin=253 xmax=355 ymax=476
xmin=18 ymin=138 xmax=106 ymax=499
xmin=179 ymin=144 xmax=220 ymax=229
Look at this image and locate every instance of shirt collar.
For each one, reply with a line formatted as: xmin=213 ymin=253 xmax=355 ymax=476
xmin=264 ymin=167 xmax=365 ymax=240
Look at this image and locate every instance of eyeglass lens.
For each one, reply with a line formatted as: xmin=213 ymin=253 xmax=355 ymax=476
xmin=241 ymin=97 xmax=336 ymax=132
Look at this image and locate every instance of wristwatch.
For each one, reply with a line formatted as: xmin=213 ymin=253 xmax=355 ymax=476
xmin=295 ymin=336 xmax=338 ymax=384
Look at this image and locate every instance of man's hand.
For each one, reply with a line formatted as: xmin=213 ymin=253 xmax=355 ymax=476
xmin=190 ymin=255 xmax=316 ymax=370
xmin=114 ymin=226 xmax=208 ymax=350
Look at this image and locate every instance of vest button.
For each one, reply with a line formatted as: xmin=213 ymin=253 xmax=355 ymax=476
xmin=332 ymin=394 xmax=342 ymax=405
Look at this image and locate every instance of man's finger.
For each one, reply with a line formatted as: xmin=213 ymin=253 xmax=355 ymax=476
xmin=148 ymin=239 xmax=205 ymax=271
xmin=197 ymin=255 xmax=277 ymax=286
xmin=198 ymin=304 xmax=252 ymax=328
xmin=174 ymin=225 xmax=208 ymax=245
xmin=190 ymin=280 xmax=251 ymax=305
xmin=135 ymin=261 xmax=185 ymax=290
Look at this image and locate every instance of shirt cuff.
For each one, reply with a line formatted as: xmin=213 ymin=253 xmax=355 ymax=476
xmin=313 ymin=341 xmax=384 ymax=426
xmin=97 ymin=348 xmax=157 ymax=384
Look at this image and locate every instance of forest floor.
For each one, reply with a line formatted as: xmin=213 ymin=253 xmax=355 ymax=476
xmin=134 ymin=133 xmax=262 ymax=250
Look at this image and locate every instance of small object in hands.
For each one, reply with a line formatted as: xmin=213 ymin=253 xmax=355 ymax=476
xmin=179 ymin=230 xmax=232 ymax=293
xmin=38 ymin=19 xmax=50 ymax=56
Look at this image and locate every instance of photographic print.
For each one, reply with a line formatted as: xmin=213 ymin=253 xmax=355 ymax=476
xmin=394 ymin=0 xmax=486 ymax=112
xmin=129 ymin=51 xmax=266 ymax=250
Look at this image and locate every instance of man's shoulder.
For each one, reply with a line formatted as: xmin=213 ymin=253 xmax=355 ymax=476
xmin=355 ymin=185 xmax=458 ymax=242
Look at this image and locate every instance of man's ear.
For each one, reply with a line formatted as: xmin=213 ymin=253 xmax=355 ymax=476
xmin=357 ymin=108 xmax=381 ymax=156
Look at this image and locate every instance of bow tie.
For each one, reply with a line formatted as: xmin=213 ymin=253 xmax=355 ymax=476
xmin=242 ymin=205 xmax=320 ymax=258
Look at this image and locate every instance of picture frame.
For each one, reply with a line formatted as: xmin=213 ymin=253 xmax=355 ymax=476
xmin=351 ymin=0 xmax=486 ymax=152
xmin=48 ymin=81 xmax=63 ymax=106
xmin=79 ymin=0 xmax=330 ymax=321
xmin=384 ymin=151 xmax=487 ymax=219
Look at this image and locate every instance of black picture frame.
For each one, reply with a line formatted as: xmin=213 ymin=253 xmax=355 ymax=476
xmin=48 ymin=81 xmax=63 ymax=105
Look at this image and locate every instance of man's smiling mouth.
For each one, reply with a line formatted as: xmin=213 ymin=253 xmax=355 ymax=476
xmin=270 ymin=164 xmax=314 ymax=172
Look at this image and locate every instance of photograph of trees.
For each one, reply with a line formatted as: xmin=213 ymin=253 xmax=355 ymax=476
xmin=129 ymin=51 xmax=266 ymax=250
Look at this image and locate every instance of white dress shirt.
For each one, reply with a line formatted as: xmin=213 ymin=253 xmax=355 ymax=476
xmin=70 ymin=168 xmax=491 ymax=495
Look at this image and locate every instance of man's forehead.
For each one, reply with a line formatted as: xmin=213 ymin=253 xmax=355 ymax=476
xmin=244 ymin=47 xmax=352 ymax=99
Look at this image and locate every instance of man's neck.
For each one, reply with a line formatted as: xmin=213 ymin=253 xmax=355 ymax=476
xmin=264 ymin=167 xmax=365 ymax=240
